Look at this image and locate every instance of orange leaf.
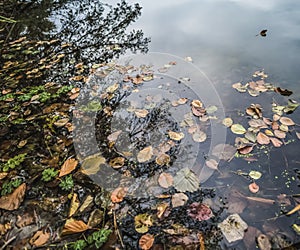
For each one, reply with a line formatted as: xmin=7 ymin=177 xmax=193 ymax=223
xmin=256 ymin=132 xmax=270 ymax=145
xmin=30 ymin=230 xmax=50 ymax=247
xmin=249 ymin=182 xmax=259 ymax=193
xmin=139 ymin=234 xmax=155 ymax=250
xmin=111 ymin=187 xmax=128 ymax=203
xmin=59 ymin=158 xmax=78 ymax=177
xmin=280 ymin=117 xmax=295 ymax=126
xmin=269 ymin=137 xmax=283 ymax=147
xmin=62 ymin=219 xmax=89 ymax=235
xmin=0 ymin=183 xmax=26 ymax=210
xmin=158 ymin=172 xmax=173 ymax=188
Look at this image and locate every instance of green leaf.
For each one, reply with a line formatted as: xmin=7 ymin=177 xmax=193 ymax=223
xmin=231 ymin=124 xmax=246 ymax=135
xmin=249 ymin=171 xmax=262 ymax=180
xmin=173 ymin=167 xmax=199 ymax=193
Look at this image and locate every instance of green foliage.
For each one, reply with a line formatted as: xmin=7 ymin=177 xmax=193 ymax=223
xmin=59 ymin=175 xmax=74 ymax=191
xmin=80 ymin=100 xmax=102 ymax=112
xmin=71 ymin=240 xmax=87 ymax=250
xmin=1 ymin=178 xmax=22 ymax=196
xmin=87 ymin=229 xmax=112 ymax=249
xmin=1 ymin=153 xmax=27 ymax=172
xmin=42 ymin=168 xmax=58 ymax=182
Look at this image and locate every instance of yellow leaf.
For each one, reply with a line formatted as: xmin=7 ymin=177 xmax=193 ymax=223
xmin=286 ymin=204 xmax=300 ymax=216
xmin=62 ymin=219 xmax=89 ymax=235
xmin=69 ymin=193 xmax=80 ymax=217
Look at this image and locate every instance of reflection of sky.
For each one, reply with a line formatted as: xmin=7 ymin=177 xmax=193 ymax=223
xmin=111 ymin=0 xmax=300 ymax=90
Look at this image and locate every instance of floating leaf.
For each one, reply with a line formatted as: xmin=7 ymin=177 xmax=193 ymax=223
xmin=29 ymin=230 xmax=50 ymax=247
xmin=222 ymin=117 xmax=233 ymax=127
xmin=158 ymin=172 xmax=173 ymax=189
xmin=139 ymin=234 xmax=155 ymax=250
xmin=0 ymin=183 xmax=26 ymax=210
xmin=131 ymin=75 xmax=144 ymax=85
xmin=296 ymin=132 xmax=300 ymax=140
xmin=172 ymin=98 xmax=188 ymax=106
xmin=269 ymin=137 xmax=283 ymax=147
xmin=172 ymin=193 xmax=189 ymax=208
xmin=257 ymin=234 xmax=272 ymax=250
xmin=212 ymin=144 xmax=236 ymax=161
xmin=137 ymin=146 xmax=153 ymax=163
xmin=81 ymin=155 xmax=106 ymax=175
xmin=111 ymin=187 xmax=127 ymax=203
xmin=218 ymin=214 xmax=248 ymax=243
xmin=286 ymin=204 xmax=300 ymax=216
xmin=59 ymin=158 xmax=78 ymax=177
xmin=232 ymin=82 xmax=248 ymax=93
xmin=256 ymin=132 xmax=270 ymax=145
xmin=292 ymin=224 xmax=300 ymax=235
xmin=168 ymin=131 xmax=184 ymax=141
xmin=205 ymin=105 xmax=218 ymax=114
xmin=249 ymin=171 xmax=262 ymax=180
xmin=191 ymin=100 xmax=203 ymax=108
xmin=135 ymin=213 xmax=153 ymax=233
xmin=109 ymin=157 xmax=125 ymax=169
xmin=238 ymin=145 xmax=254 ymax=155
xmin=192 ymin=130 xmax=207 ymax=142
xmin=264 ymin=129 xmax=274 ymax=136
xmin=205 ymin=159 xmax=220 ymax=172
xmin=274 ymin=129 xmax=286 ymax=139
xmin=280 ymin=116 xmax=295 ymax=126
xmin=231 ymin=124 xmax=246 ymax=135
xmin=188 ymin=202 xmax=213 ymax=221
xmin=155 ymin=153 xmax=171 ymax=166
xmin=62 ymin=219 xmax=89 ymax=235
xmin=107 ymin=130 xmax=122 ymax=142
xmin=274 ymin=87 xmax=293 ymax=96
xmin=248 ymin=119 xmax=267 ymax=129
xmin=106 ymin=83 xmax=119 ymax=93
xmin=246 ymin=104 xmax=262 ymax=118
xmin=249 ymin=182 xmax=259 ymax=193
xmin=245 ymin=131 xmax=257 ymax=143
xmin=284 ymin=99 xmax=299 ymax=113
xmin=173 ymin=167 xmax=199 ymax=193
xmin=134 ymin=109 xmax=149 ymax=118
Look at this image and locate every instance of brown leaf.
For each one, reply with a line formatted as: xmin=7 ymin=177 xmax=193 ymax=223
xmin=139 ymin=234 xmax=155 ymax=250
xmin=157 ymin=203 xmax=170 ymax=219
xmin=111 ymin=187 xmax=128 ymax=203
xmin=274 ymin=129 xmax=286 ymax=139
xmin=131 ymin=75 xmax=144 ymax=85
xmin=107 ymin=130 xmax=122 ymax=142
xmin=249 ymin=182 xmax=259 ymax=193
xmin=280 ymin=116 xmax=295 ymax=126
xmin=134 ymin=109 xmax=149 ymax=118
xmin=69 ymin=193 xmax=80 ymax=217
xmin=0 ymin=183 xmax=26 ymax=210
xmin=274 ymin=87 xmax=293 ymax=96
xmin=269 ymin=137 xmax=283 ymax=147
xmin=59 ymin=158 xmax=78 ymax=177
xmin=246 ymin=196 xmax=275 ymax=204
xmin=168 ymin=131 xmax=185 ymax=141
xmin=257 ymin=234 xmax=272 ymax=250
xmin=30 ymin=230 xmax=50 ymax=247
xmin=238 ymin=145 xmax=255 ymax=155
xmin=109 ymin=157 xmax=125 ymax=169
xmin=62 ymin=219 xmax=90 ymax=235
xmin=155 ymin=153 xmax=170 ymax=166
xmin=137 ymin=146 xmax=153 ymax=163
xmin=256 ymin=132 xmax=270 ymax=145
xmin=205 ymin=159 xmax=220 ymax=172
xmin=192 ymin=130 xmax=207 ymax=142
xmin=158 ymin=172 xmax=173 ymax=188
xmin=187 ymin=202 xmax=213 ymax=221
xmin=172 ymin=193 xmax=189 ymax=208
xmin=16 ymin=213 xmax=34 ymax=227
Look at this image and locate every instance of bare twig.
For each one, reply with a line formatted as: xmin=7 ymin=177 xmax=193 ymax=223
xmin=0 ymin=236 xmax=16 ymax=250
xmin=113 ymin=210 xmax=124 ymax=248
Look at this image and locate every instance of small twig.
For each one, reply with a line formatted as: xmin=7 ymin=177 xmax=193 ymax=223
xmin=113 ymin=210 xmax=124 ymax=248
xmin=0 ymin=236 xmax=16 ymax=250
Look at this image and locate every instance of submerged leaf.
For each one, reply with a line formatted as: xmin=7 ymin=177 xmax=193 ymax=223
xmin=158 ymin=172 xmax=173 ymax=188
xmin=155 ymin=153 xmax=171 ymax=166
xmin=222 ymin=117 xmax=233 ymax=127
xmin=173 ymin=167 xmax=199 ymax=192
xmin=135 ymin=213 xmax=153 ymax=233
xmin=212 ymin=144 xmax=236 ymax=161
xmin=137 ymin=146 xmax=153 ymax=163
xmin=187 ymin=202 xmax=213 ymax=221
xmin=192 ymin=130 xmax=207 ymax=142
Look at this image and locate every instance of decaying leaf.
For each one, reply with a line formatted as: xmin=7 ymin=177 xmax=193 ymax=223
xmin=0 ymin=183 xmax=26 ymax=210
xmin=158 ymin=172 xmax=173 ymax=188
xmin=62 ymin=219 xmax=90 ymax=235
xmin=111 ymin=187 xmax=128 ymax=203
xmin=59 ymin=158 xmax=78 ymax=177
xmin=107 ymin=130 xmax=122 ymax=142
xmin=54 ymin=118 xmax=69 ymax=127
xmin=135 ymin=213 xmax=153 ymax=233
xmin=238 ymin=145 xmax=254 ymax=155
xmin=231 ymin=124 xmax=247 ymax=135
xmin=69 ymin=193 xmax=80 ymax=217
xmin=88 ymin=209 xmax=104 ymax=228
xmin=139 ymin=234 xmax=155 ymax=250
xmin=286 ymin=204 xmax=300 ymax=216
xmin=187 ymin=202 xmax=213 ymax=221
xmin=106 ymin=83 xmax=119 ymax=93
xmin=192 ymin=130 xmax=207 ymax=142
xmin=137 ymin=146 xmax=154 ymax=163
xmin=222 ymin=117 xmax=233 ymax=127
xmin=79 ymin=195 xmax=94 ymax=213
xmin=172 ymin=98 xmax=188 ymax=106
xmin=109 ymin=157 xmax=125 ymax=169
xmin=0 ymin=222 xmax=11 ymax=235
xmin=269 ymin=137 xmax=283 ymax=147
xmin=274 ymin=87 xmax=293 ymax=96
xmin=157 ymin=202 xmax=170 ymax=219
xmin=134 ymin=109 xmax=149 ymax=118
xmin=249 ymin=171 xmax=262 ymax=180
xmin=205 ymin=159 xmax=220 ymax=172
xmin=218 ymin=214 xmax=248 ymax=243
xmin=168 ymin=131 xmax=185 ymax=141
xmin=256 ymin=132 xmax=270 ymax=145
xmin=155 ymin=153 xmax=171 ymax=166
xmin=163 ymin=223 xmax=189 ymax=235
xmin=173 ymin=167 xmax=199 ymax=192
xmin=232 ymin=82 xmax=248 ymax=93
xmin=246 ymin=104 xmax=262 ymax=118
xmin=172 ymin=193 xmax=188 ymax=208
xmin=81 ymin=155 xmax=106 ymax=175
xmin=249 ymin=182 xmax=259 ymax=193
xmin=29 ymin=230 xmax=50 ymax=247
xmin=257 ymin=234 xmax=272 ymax=250
xmin=212 ymin=144 xmax=236 ymax=161
xmin=205 ymin=105 xmax=218 ymax=114
xmin=279 ymin=116 xmax=295 ymax=126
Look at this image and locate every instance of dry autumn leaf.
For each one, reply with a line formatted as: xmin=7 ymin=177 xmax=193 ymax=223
xmin=155 ymin=153 xmax=171 ymax=166
xmin=172 ymin=193 xmax=189 ymax=208
xmin=168 ymin=131 xmax=185 ymax=141
xmin=109 ymin=157 xmax=125 ymax=169
xmin=111 ymin=187 xmax=128 ymax=203
xmin=69 ymin=193 xmax=80 ymax=217
xmin=134 ymin=109 xmax=149 ymax=118
xmin=0 ymin=183 xmax=26 ymax=210
xmin=62 ymin=219 xmax=89 ymax=235
xmin=280 ymin=116 xmax=295 ymax=126
xmin=139 ymin=234 xmax=155 ymax=250
xmin=256 ymin=132 xmax=270 ymax=145
xmin=137 ymin=146 xmax=153 ymax=163
xmin=59 ymin=158 xmax=78 ymax=177
xmin=158 ymin=172 xmax=173 ymax=189
xmin=30 ymin=230 xmax=50 ymax=247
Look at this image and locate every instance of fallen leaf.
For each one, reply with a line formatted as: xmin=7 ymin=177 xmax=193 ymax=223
xmin=245 ymin=196 xmax=275 ymax=204
xmin=173 ymin=167 xmax=199 ymax=193
xmin=172 ymin=193 xmax=189 ymax=208
xmin=257 ymin=234 xmax=272 ymax=250
xmin=212 ymin=144 xmax=236 ymax=161
xmin=107 ymin=130 xmax=122 ymax=142
xmin=0 ymin=183 xmax=26 ymax=210
xmin=168 ymin=131 xmax=185 ymax=141
xmin=248 ymin=119 xmax=267 ymax=129
xmin=286 ymin=204 xmax=300 ymax=216
xmin=158 ymin=172 xmax=173 ymax=188
xmin=157 ymin=202 xmax=170 ymax=219
xmin=192 ymin=130 xmax=207 ymax=142
xmin=131 ymin=75 xmax=144 ymax=85
xmin=187 ymin=202 xmax=213 ymax=221
xmin=218 ymin=214 xmax=248 ymax=243
xmin=296 ymin=132 xmax=300 ymax=139
xmin=280 ymin=116 xmax=295 ymax=126
xmin=88 ymin=209 xmax=104 ymax=228
xmin=109 ymin=157 xmax=125 ymax=169
xmin=137 ymin=146 xmax=153 ymax=163
xmin=81 ymin=155 xmax=106 ymax=175
xmin=249 ymin=171 xmax=262 ymax=180
xmin=69 ymin=193 xmax=80 ymax=217
xmin=232 ymin=82 xmax=248 ymax=93
xmin=62 ymin=219 xmax=89 ymax=235
xmin=59 ymin=158 xmax=78 ymax=177
xmin=269 ymin=137 xmax=283 ymax=147
xmin=135 ymin=213 xmax=153 ymax=233
xmin=155 ymin=153 xmax=171 ymax=166
xmin=274 ymin=129 xmax=286 ymax=139
xmin=54 ymin=118 xmax=69 ymax=127
xmin=30 ymin=230 xmax=50 ymax=247
xmin=222 ymin=117 xmax=233 ymax=127
xmin=111 ymin=187 xmax=127 ymax=203
xmin=231 ymin=124 xmax=247 ymax=135
xmin=256 ymin=132 xmax=270 ymax=145
xmin=205 ymin=105 xmax=218 ymax=114
xmin=274 ymin=87 xmax=293 ymax=96
xmin=16 ymin=213 xmax=34 ymax=227
xmin=106 ymin=83 xmax=119 ymax=93
xmin=139 ymin=234 xmax=155 ymax=250
xmin=79 ymin=195 xmax=94 ymax=213
xmin=238 ymin=145 xmax=254 ymax=155
xmin=205 ymin=159 xmax=220 ymax=172
xmin=134 ymin=109 xmax=149 ymax=118
xmin=0 ymin=222 xmax=11 ymax=235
